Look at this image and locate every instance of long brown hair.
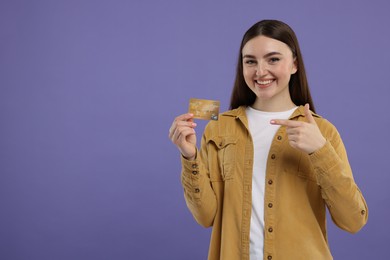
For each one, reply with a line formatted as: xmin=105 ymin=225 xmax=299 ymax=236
xmin=229 ymin=20 xmax=316 ymax=113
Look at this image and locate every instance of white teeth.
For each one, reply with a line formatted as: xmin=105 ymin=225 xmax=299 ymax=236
xmin=257 ymin=80 xmax=273 ymax=85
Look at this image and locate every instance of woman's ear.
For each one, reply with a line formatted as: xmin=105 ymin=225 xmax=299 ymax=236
xmin=291 ymin=58 xmax=298 ymax=74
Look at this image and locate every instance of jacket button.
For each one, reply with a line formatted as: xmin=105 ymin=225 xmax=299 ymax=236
xmin=361 ymin=210 xmax=366 ymax=215
xmin=267 ymin=256 xmax=272 ymax=260
xmin=268 ymin=227 xmax=273 ymax=233
xmin=194 ymin=188 xmax=200 ymax=193
xmin=271 ymin=154 xmax=276 ymax=159
xmin=192 ymin=171 xmax=198 ymax=175
xmin=268 ymin=179 xmax=273 ymax=185
xmin=277 ymin=135 xmax=282 ymax=140
xmin=192 ymin=164 xmax=198 ymax=169
xmin=268 ymin=203 xmax=273 ymax=208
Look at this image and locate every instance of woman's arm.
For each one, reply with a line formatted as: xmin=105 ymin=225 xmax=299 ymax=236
xmin=169 ymin=114 xmax=218 ymax=227
xmin=310 ymin=121 xmax=368 ymax=233
xmin=180 ymin=133 xmax=218 ymax=227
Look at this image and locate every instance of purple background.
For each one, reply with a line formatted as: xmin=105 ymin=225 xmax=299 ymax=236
xmin=1 ymin=0 xmax=389 ymax=259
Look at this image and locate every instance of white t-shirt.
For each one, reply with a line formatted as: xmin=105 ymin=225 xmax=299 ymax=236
xmin=246 ymin=106 xmax=297 ymax=260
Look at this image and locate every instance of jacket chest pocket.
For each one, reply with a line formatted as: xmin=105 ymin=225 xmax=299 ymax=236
xmin=208 ymin=136 xmax=237 ymax=181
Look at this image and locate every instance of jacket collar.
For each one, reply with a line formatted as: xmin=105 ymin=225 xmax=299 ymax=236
xmin=291 ymin=105 xmax=321 ymax=119
xmin=221 ymin=105 xmax=321 ymax=120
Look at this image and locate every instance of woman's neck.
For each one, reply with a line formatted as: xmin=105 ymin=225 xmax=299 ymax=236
xmin=251 ymin=97 xmax=296 ymax=112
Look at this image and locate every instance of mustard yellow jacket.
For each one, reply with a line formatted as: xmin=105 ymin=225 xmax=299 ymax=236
xmin=181 ymin=106 xmax=368 ymax=260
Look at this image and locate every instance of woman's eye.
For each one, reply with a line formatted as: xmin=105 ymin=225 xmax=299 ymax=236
xmin=244 ymin=59 xmax=256 ymax=65
xmin=269 ymin=57 xmax=280 ymax=63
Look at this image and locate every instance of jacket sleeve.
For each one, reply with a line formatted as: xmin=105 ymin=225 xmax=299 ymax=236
xmin=180 ymin=125 xmax=217 ymax=228
xmin=310 ymin=120 xmax=368 ymax=233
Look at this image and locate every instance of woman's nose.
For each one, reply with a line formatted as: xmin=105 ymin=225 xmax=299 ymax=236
xmin=256 ymin=63 xmax=267 ymax=76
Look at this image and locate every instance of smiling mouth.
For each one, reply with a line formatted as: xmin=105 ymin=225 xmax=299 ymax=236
xmin=256 ymin=79 xmax=275 ymax=86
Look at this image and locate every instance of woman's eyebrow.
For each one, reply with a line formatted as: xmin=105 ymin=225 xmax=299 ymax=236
xmin=264 ymin=51 xmax=282 ymax=58
xmin=242 ymin=52 xmax=282 ymax=59
xmin=242 ymin=54 xmax=256 ymax=59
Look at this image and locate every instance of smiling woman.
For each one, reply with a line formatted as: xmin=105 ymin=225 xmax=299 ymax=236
xmin=168 ymin=20 xmax=368 ymax=260
xmin=242 ymin=36 xmax=298 ymax=111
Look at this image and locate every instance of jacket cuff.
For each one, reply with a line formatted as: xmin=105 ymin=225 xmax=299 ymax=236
xmin=181 ymin=152 xmax=202 ymax=199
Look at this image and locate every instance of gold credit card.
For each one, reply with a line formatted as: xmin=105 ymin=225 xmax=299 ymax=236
xmin=188 ymin=98 xmax=220 ymax=121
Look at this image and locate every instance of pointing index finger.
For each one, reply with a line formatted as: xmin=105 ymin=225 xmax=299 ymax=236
xmin=270 ymin=119 xmax=301 ymax=127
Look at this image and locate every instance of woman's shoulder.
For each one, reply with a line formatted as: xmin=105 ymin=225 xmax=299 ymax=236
xmin=293 ymin=105 xmax=340 ymax=137
xmin=204 ymin=106 xmax=246 ymax=135
xmin=311 ymin=111 xmax=342 ymax=142
xmin=311 ymin=111 xmax=337 ymax=132
xmin=220 ymin=106 xmax=246 ymax=118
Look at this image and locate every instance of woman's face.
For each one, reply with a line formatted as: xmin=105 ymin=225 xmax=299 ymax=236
xmin=242 ymin=35 xmax=297 ymax=110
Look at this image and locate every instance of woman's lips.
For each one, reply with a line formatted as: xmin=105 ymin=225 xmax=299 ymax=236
xmin=255 ymin=79 xmax=275 ymax=88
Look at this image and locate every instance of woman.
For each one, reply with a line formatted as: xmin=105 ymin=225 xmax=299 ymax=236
xmin=169 ymin=20 xmax=368 ymax=260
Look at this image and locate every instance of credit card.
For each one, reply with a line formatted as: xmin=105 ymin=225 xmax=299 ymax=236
xmin=188 ymin=98 xmax=220 ymax=121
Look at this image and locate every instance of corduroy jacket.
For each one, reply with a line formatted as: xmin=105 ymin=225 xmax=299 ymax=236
xmin=181 ymin=106 xmax=368 ymax=260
